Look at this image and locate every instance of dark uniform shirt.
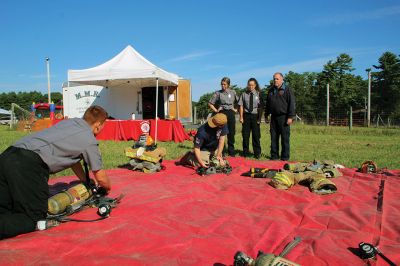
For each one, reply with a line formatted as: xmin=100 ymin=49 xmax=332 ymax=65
xmin=194 ymin=123 xmax=229 ymax=151
xmin=13 ymin=118 xmax=103 ymax=174
xmin=265 ymin=83 xmax=296 ymax=118
xmin=238 ymin=90 xmax=263 ymax=114
xmin=209 ymin=89 xmax=238 ymax=110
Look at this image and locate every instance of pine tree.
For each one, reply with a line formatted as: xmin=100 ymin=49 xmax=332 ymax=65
xmin=372 ymin=52 xmax=400 ymax=117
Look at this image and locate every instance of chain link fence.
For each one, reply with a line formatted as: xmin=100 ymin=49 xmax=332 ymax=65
xmin=296 ymin=108 xmax=400 ymax=127
xmin=192 ymin=106 xmax=400 ymax=128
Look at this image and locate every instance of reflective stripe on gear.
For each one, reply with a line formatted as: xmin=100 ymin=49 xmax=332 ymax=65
xmin=125 ymin=147 xmax=166 ymax=163
xmin=269 ymin=172 xmax=294 ymax=189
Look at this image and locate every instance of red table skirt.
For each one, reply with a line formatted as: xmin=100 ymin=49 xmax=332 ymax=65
xmin=96 ymin=119 xmax=190 ymax=142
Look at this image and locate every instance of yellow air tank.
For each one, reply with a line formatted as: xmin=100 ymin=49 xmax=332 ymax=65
xmin=48 ymin=183 xmax=92 ymax=215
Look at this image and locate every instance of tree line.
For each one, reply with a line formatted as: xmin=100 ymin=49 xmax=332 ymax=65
xmin=0 ymin=92 xmax=63 ymax=111
xmin=194 ymin=51 xmax=400 ymax=123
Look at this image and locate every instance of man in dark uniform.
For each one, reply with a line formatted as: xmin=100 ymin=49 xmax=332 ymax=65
xmin=0 ymin=106 xmax=111 ymax=239
xmin=179 ymin=113 xmax=228 ymax=168
xmin=265 ymin=72 xmax=296 ymax=161
xmin=238 ymin=78 xmax=263 ymax=158
xmin=208 ymin=77 xmax=238 ymax=156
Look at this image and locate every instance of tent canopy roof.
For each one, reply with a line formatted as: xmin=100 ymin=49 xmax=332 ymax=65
xmin=68 ymin=45 xmax=179 ymax=88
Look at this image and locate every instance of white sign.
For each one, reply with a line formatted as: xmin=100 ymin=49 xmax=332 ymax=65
xmin=63 ymin=85 xmax=108 ymax=118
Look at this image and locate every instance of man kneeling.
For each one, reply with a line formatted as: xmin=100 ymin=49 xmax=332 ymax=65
xmin=0 ymin=105 xmax=111 ymax=239
xmin=180 ymin=113 xmax=228 ymax=168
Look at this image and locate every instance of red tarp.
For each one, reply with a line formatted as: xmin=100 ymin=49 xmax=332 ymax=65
xmin=0 ymin=158 xmax=399 ymax=265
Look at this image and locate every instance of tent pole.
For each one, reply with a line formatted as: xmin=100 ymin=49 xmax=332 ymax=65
xmin=155 ymin=78 xmax=159 ymax=144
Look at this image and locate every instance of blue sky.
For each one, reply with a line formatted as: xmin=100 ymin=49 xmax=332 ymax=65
xmin=1 ymin=0 xmax=399 ymax=101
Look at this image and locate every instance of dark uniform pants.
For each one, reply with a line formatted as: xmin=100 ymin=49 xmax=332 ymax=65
xmin=0 ymin=146 xmax=49 ymax=239
xmin=220 ymin=109 xmax=236 ymax=156
xmin=270 ymin=115 xmax=290 ymax=160
xmin=242 ymin=113 xmax=261 ymax=156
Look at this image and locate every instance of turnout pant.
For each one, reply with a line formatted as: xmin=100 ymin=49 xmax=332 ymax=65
xmin=0 ymin=147 xmax=49 ymax=239
xmin=242 ymin=113 xmax=261 ymax=157
xmin=179 ymin=150 xmax=214 ymax=167
xmin=270 ymin=115 xmax=291 ymax=160
xmin=220 ymin=109 xmax=236 ymax=156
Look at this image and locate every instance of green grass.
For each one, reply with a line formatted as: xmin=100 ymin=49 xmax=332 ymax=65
xmin=0 ymin=123 xmax=399 ymax=178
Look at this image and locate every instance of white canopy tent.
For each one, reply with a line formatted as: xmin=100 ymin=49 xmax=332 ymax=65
xmin=68 ymin=45 xmax=179 ymax=143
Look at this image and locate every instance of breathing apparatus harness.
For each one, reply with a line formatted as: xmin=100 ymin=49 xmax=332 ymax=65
xmin=241 ymin=168 xmax=280 ymax=178
xmin=196 ymin=156 xmax=232 ymax=176
xmin=234 ymin=236 xmax=302 ymax=266
xmin=357 ymin=242 xmax=396 ymax=266
xmin=46 ymin=159 xmax=123 ymax=223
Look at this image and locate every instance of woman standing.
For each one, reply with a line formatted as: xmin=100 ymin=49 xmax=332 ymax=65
xmin=238 ymin=78 xmax=263 ymax=158
xmin=208 ymin=77 xmax=238 ymax=156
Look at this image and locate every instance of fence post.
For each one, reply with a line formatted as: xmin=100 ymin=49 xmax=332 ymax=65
xmin=349 ymin=106 xmax=352 ymax=131
xmin=326 ymin=83 xmax=330 ymax=126
xmin=10 ymin=103 xmax=14 ymax=130
xmin=193 ymin=106 xmax=197 ymax=124
xmin=364 ymin=97 xmax=367 ymax=126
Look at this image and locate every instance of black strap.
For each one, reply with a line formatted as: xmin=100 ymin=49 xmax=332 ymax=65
xmin=56 ymin=217 xmax=107 ymax=223
xmin=82 ymin=156 xmax=91 ymax=187
xmin=249 ymin=92 xmax=253 ymax=112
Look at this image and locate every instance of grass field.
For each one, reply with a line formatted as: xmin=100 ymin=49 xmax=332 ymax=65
xmin=0 ymin=123 xmax=399 ymax=177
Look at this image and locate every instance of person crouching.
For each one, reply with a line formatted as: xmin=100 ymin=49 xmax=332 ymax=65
xmin=179 ymin=113 xmax=228 ymax=168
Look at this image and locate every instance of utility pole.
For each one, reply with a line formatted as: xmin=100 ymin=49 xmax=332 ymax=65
xmin=326 ymin=83 xmax=330 ymax=126
xmin=46 ymin=57 xmax=51 ymax=103
xmin=366 ymin=68 xmax=371 ymax=127
xmin=349 ymin=106 xmax=352 ymax=131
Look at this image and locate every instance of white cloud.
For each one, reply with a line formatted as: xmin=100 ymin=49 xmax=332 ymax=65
xmin=191 ymin=79 xmax=220 ymax=101
xmin=312 ymin=47 xmax=383 ymax=57
xmin=310 ymin=5 xmax=400 ymax=26
xmin=230 ymin=56 xmax=332 ymax=81
xmin=18 ymin=74 xmax=57 ymax=79
xmin=0 ymin=81 xmax=63 ymax=93
xmin=166 ymin=51 xmax=215 ymax=62
xmin=0 ymin=83 xmax=20 ymax=89
xmin=197 ymin=61 xmax=258 ymax=72
xmin=200 ymin=64 xmax=225 ymax=71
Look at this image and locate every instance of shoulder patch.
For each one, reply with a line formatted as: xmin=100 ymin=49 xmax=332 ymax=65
xmin=216 ymin=129 xmax=222 ymax=138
